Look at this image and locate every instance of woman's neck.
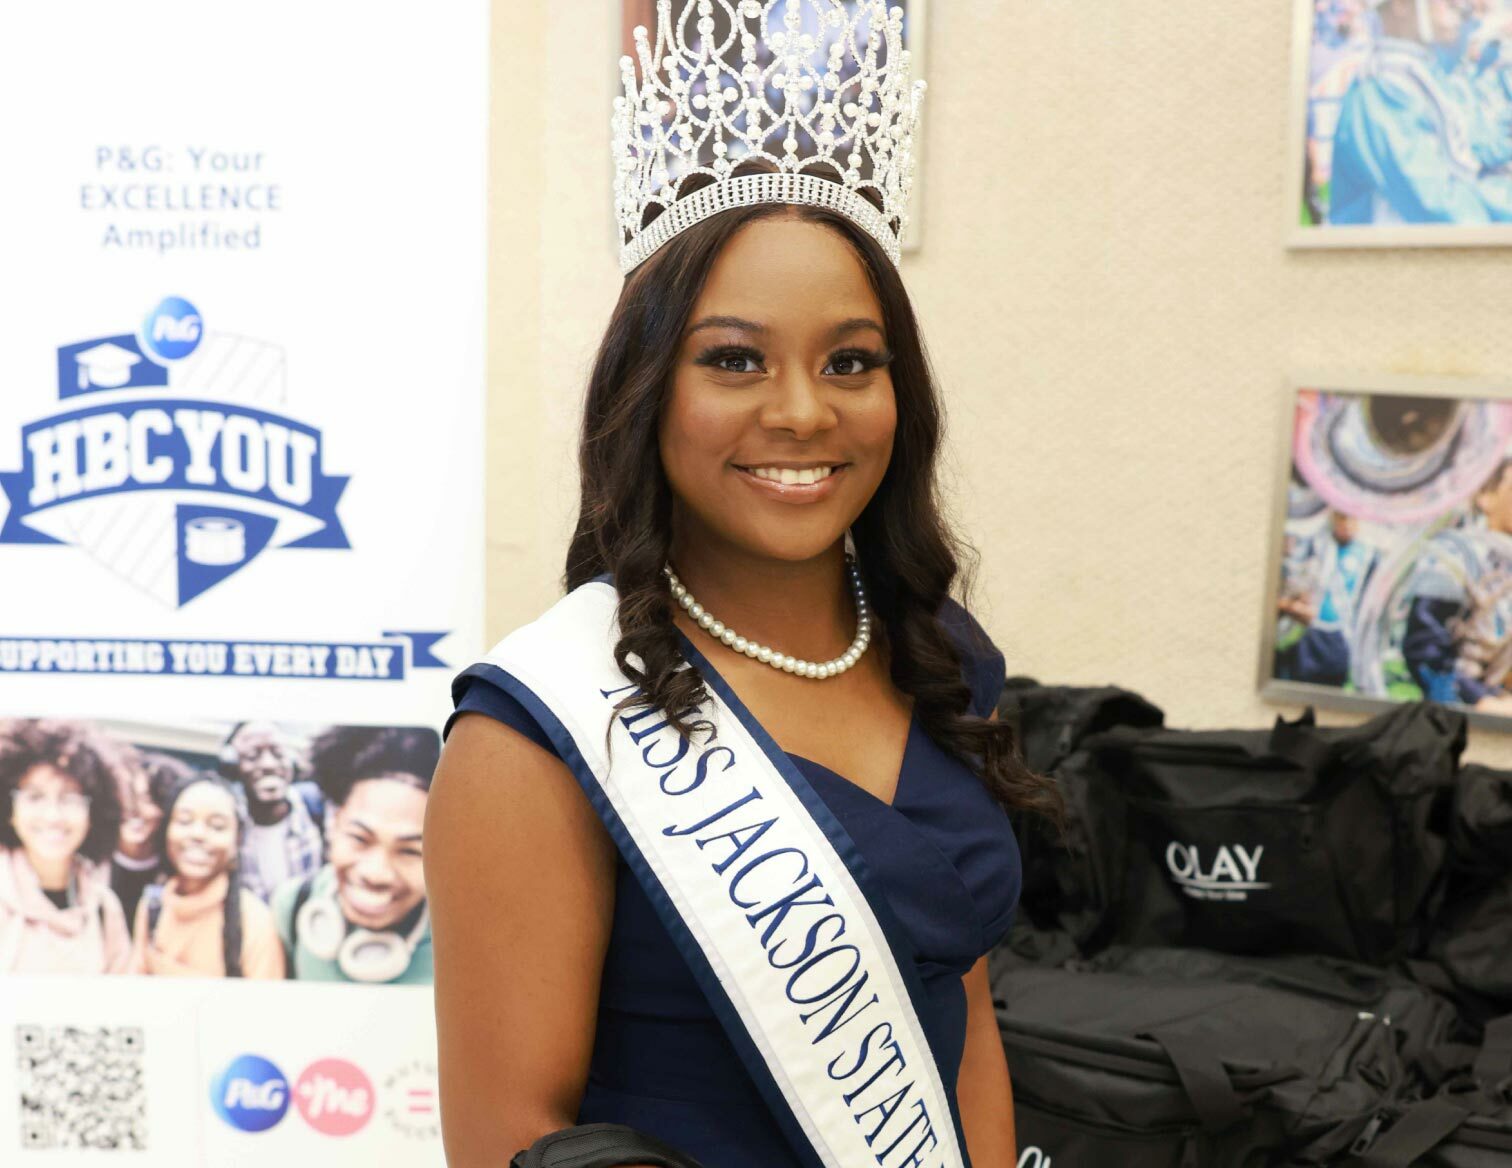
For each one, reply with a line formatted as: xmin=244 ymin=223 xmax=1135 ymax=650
xmin=172 ymin=870 xmax=225 ymax=899
xmin=27 ymin=852 xmax=71 ymax=893
xmin=667 ymin=530 xmax=859 ymax=662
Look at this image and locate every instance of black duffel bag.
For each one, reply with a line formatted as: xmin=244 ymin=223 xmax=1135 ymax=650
xmin=1348 ymin=1017 xmax=1512 ymax=1166
xmin=994 ymin=961 xmax=1401 ymax=1166
xmin=1419 ymin=764 xmax=1512 ymax=1026
xmin=997 ymin=679 xmax=1164 ymax=931
xmin=1051 ymin=703 xmax=1464 ymax=963
xmin=1072 ymin=946 xmax=1461 ymax=1095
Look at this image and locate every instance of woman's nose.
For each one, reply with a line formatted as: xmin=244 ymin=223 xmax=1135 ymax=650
xmin=760 ymin=371 xmax=837 ymax=440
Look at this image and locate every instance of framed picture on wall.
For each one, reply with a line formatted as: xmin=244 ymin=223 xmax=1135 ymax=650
xmin=1286 ymin=0 xmax=1512 ymax=248
xmin=1260 ymin=375 xmax=1512 ymax=727
xmin=618 ymin=0 xmax=928 ymax=253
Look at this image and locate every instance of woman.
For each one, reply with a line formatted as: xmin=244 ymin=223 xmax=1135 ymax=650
xmin=0 ymin=718 xmax=131 ymax=974
xmin=428 ymin=5 xmax=1056 ymax=1166
xmin=130 ymin=773 xmax=284 ymax=979
xmin=271 ymin=726 xmax=437 ymax=984
xmin=111 ymin=750 xmax=192 ymax=927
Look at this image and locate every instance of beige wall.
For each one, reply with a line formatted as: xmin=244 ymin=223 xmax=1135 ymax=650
xmin=486 ymin=3 xmax=1512 ymax=764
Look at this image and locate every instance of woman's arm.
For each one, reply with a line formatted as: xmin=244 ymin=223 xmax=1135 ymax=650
xmin=425 ymin=712 xmax=619 ymax=1168
xmin=957 ymin=952 xmax=1016 ymax=1166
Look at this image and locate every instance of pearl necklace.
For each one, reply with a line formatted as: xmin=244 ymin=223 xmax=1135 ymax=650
xmin=665 ymin=557 xmax=872 ymax=680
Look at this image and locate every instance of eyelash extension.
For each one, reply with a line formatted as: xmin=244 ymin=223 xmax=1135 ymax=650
xmin=693 ymin=344 xmax=765 ymax=369
xmin=828 ymin=346 xmax=894 ymax=372
xmin=694 ymin=345 xmax=894 ymax=373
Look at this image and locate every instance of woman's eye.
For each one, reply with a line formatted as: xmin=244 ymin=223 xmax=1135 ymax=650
xmin=824 ymin=350 xmax=887 ymax=377
xmin=717 ymin=353 xmax=760 ymax=374
xmin=695 ymin=346 xmax=764 ymax=375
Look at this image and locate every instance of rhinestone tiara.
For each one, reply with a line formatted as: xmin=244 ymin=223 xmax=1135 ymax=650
xmin=613 ymin=0 xmax=926 ymax=275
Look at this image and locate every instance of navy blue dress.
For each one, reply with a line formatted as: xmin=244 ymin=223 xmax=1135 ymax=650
xmin=445 ymin=598 xmax=1021 ymax=1168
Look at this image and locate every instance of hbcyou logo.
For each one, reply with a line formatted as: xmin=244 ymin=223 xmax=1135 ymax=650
xmin=1165 ymin=842 xmax=1271 ymax=902
xmin=294 ymin=1058 xmax=374 ymax=1137
xmin=1018 ymin=1148 xmax=1052 ymax=1168
xmin=212 ymin=1054 xmax=290 ymax=1133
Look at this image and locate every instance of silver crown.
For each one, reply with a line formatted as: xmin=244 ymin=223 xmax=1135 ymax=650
xmin=614 ymin=0 xmax=925 ymax=274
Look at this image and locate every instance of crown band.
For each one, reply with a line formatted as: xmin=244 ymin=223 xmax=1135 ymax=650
xmin=620 ymin=171 xmax=900 ymax=275
xmin=614 ymin=1 xmax=924 ymax=276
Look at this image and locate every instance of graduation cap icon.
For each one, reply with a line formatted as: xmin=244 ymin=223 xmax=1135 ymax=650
xmin=74 ymin=341 xmax=142 ymax=390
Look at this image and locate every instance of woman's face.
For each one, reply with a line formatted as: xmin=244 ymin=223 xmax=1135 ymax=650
xmin=330 ymin=778 xmax=427 ymax=931
xmin=10 ymin=765 xmax=90 ymax=869
xmin=660 ymin=214 xmax=897 ymax=564
xmin=165 ymin=782 xmax=239 ymax=885
xmin=118 ymin=765 xmax=163 ymax=861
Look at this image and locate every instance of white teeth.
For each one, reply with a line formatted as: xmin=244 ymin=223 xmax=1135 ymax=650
xmin=748 ymin=465 xmax=835 ymax=485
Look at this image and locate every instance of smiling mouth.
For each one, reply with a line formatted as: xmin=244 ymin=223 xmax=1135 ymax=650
xmin=733 ymin=461 xmax=849 ymax=487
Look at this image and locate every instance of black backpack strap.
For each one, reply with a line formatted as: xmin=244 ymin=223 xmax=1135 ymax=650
xmin=144 ymin=884 xmax=163 ymax=941
xmin=286 ymin=874 xmax=317 ymax=949
xmin=1145 ymin=1028 xmax=1246 ymax=1132
xmin=511 ymin=1123 xmax=706 ymax=1168
xmin=1474 ymin=1014 xmax=1512 ymax=1085
xmin=1352 ymin=1098 xmax=1468 ymax=1167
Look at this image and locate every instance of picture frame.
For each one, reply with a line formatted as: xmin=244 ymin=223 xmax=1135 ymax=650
xmin=1260 ymin=373 xmax=1512 ymax=730
xmin=1285 ymin=0 xmax=1512 ymax=249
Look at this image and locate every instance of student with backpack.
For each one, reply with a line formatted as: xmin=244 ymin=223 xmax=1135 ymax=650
xmin=129 ymin=772 xmax=284 ymax=979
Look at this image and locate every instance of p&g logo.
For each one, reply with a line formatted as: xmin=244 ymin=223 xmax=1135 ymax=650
xmin=212 ymin=1054 xmax=290 ymax=1133
xmin=141 ymin=295 xmax=202 ymax=361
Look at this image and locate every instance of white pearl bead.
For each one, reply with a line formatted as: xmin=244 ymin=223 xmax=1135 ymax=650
xmin=710 ymin=619 xmax=725 ymax=637
xmin=758 ymin=647 xmax=773 ymax=663
xmin=805 ymin=663 xmax=819 ymax=679
xmin=698 ymin=612 xmax=714 ymax=629
xmin=721 ymin=628 xmax=737 ymax=645
xmin=782 ymin=656 xmax=796 ymax=672
xmin=689 ymin=602 xmax=704 ymax=619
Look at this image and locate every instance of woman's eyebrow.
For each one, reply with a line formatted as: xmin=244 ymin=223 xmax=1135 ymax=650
xmin=686 ymin=314 xmax=766 ymax=337
xmin=828 ymin=318 xmax=884 ymax=340
xmin=685 ymin=315 xmax=885 ymax=341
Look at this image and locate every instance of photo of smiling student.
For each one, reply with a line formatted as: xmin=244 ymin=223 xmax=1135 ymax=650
xmin=219 ymin=721 xmax=327 ymax=903
xmin=110 ymin=749 xmax=193 ymax=928
xmin=130 ymin=771 xmax=285 ymax=979
xmin=0 ymin=719 xmax=131 ymax=974
xmin=272 ymin=725 xmax=439 ymax=984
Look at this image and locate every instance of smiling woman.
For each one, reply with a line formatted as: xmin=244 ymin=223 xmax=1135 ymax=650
xmin=427 ymin=4 xmax=1055 ymax=1165
xmin=0 ymin=719 xmax=131 ymax=975
xmin=130 ymin=772 xmax=285 ymax=980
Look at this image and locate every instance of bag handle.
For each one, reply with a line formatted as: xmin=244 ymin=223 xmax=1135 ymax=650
xmin=1351 ymin=1099 xmax=1468 ymax=1168
xmin=1473 ymin=1014 xmax=1512 ymax=1086
xmin=1266 ymin=709 xmax=1339 ymax=774
xmin=1145 ymin=1028 xmax=1246 ymax=1132
xmin=511 ymin=1123 xmax=707 ymax=1168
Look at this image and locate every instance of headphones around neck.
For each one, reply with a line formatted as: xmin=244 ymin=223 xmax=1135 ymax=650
xmin=295 ymin=884 xmax=427 ymax=984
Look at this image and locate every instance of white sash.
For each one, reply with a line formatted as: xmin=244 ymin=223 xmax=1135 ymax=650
xmin=477 ymin=581 xmax=968 ymax=1168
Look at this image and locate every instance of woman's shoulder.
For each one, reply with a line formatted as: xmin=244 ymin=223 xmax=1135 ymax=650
xmin=445 ymin=578 xmax=620 ymax=747
xmin=935 ymin=596 xmax=1007 ymax=720
xmin=237 ymin=886 xmax=279 ymax=929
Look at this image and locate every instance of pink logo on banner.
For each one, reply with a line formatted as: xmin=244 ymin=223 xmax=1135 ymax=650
xmin=293 ymin=1059 xmax=373 ymax=1137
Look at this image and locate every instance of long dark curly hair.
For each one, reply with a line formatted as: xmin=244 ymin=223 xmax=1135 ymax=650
xmin=0 ymin=719 xmax=123 ymax=864
xmin=152 ymin=772 xmax=247 ymax=978
xmin=566 ymin=199 xmax=1059 ymax=818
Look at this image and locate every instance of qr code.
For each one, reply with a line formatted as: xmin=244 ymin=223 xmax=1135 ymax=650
xmin=16 ymin=1025 xmax=147 ymax=1152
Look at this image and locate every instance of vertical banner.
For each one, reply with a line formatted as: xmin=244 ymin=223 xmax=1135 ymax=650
xmin=0 ymin=3 xmax=487 ymax=1164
